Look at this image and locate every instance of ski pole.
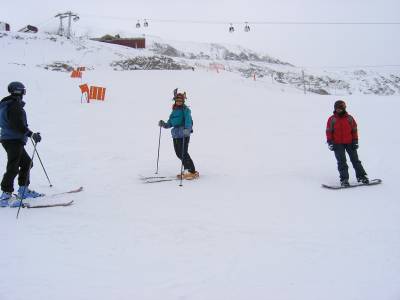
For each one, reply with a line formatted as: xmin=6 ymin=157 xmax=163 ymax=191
xmin=16 ymin=141 xmax=38 ymax=219
xmin=155 ymin=125 xmax=162 ymax=174
xmin=30 ymin=137 xmax=53 ymax=187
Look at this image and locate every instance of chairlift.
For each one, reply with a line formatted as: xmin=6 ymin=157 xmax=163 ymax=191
xmin=144 ymin=19 xmax=148 ymax=27
xmin=229 ymin=23 xmax=234 ymax=33
xmin=136 ymin=21 xmax=141 ymax=28
xmin=244 ymin=22 xmax=250 ymax=32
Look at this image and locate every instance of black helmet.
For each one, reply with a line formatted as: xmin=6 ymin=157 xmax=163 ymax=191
xmin=8 ymin=82 xmax=26 ymax=96
xmin=334 ymin=100 xmax=346 ymax=110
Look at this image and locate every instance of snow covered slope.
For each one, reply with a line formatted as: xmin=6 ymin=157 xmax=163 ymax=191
xmin=0 ymin=31 xmax=399 ymax=300
xmin=1 ymin=31 xmax=399 ymax=95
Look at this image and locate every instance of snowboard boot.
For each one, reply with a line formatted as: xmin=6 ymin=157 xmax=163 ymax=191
xmin=17 ymin=186 xmax=44 ymax=199
xmin=357 ymin=176 xmax=369 ymax=184
xmin=0 ymin=192 xmax=12 ymax=207
xmin=340 ymin=179 xmax=350 ymax=187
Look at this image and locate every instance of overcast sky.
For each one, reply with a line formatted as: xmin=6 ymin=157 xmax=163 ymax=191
xmin=1 ymin=0 xmax=400 ymax=67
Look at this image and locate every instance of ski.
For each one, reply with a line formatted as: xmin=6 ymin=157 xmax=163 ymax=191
xmin=48 ymin=186 xmax=83 ymax=197
xmin=142 ymin=178 xmax=178 ymax=183
xmin=13 ymin=186 xmax=83 ymax=200
xmin=9 ymin=187 xmax=83 ymax=209
xmin=139 ymin=175 xmax=175 ymax=180
xmin=23 ymin=200 xmax=74 ymax=209
xmin=322 ymin=178 xmax=382 ymax=190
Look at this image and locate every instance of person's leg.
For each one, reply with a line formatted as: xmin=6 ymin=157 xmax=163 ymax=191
xmin=17 ymin=147 xmax=32 ymax=187
xmin=345 ymin=144 xmax=367 ymax=180
xmin=333 ymin=144 xmax=349 ymax=182
xmin=1 ymin=141 xmax=23 ymax=193
xmin=173 ymin=137 xmax=196 ymax=177
xmin=182 ymin=137 xmax=195 ymax=173
xmin=173 ymin=138 xmax=183 ymax=159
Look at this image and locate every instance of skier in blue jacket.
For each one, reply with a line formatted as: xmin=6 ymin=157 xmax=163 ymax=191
xmin=0 ymin=82 xmax=43 ymax=207
xmin=159 ymin=91 xmax=199 ymax=180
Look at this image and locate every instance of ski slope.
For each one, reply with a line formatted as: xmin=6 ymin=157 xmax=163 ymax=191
xmin=0 ymin=36 xmax=400 ymax=300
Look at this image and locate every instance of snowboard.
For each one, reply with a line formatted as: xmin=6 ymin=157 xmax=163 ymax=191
xmin=322 ymin=179 xmax=382 ymax=190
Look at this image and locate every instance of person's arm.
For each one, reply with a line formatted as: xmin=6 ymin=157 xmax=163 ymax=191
xmin=326 ymin=116 xmax=334 ymax=143
xmin=350 ymin=116 xmax=358 ymax=142
xmin=184 ymin=108 xmax=193 ymax=130
xmin=7 ymin=102 xmax=31 ymax=136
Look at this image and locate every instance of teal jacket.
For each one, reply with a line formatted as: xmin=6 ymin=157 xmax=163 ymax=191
xmin=166 ymin=105 xmax=193 ymax=138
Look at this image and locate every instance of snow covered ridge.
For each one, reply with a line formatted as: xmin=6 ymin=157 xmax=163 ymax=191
xmin=1 ymin=31 xmax=399 ymax=95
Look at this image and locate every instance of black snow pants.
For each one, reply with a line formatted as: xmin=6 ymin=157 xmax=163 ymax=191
xmin=1 ymin=140 xmax=32 ymax=192
xmin=333 ymin=143 xmax=367 ymax=181
xmin=173 ymin=137 xmax=196 ymax=173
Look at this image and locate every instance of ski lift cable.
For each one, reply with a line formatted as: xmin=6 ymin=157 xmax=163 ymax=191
xmin=79 ymin=14 xmax=400 ymax=25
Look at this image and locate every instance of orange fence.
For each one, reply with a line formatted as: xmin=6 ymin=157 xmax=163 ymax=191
xmin=79 ymin=84 xmax=106 ymax=103
xmin=70 ymin=66 xmax=86 ymax=78
xmin=70 ymin=70 xmax=82 ymax=78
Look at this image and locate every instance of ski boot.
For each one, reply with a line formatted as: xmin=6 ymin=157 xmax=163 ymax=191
xmin=17 ymin=186 xmax=44 ymax=199
xmin=340 ymin=179 xmax=350 ymax=187
xmin=357 ymin=176 xmax=369 ymax=184
xmin=184 ymin=171 xmax=199 ymax=180
xmin=0 ymin=192 xmax=12 ymax=207
xmin=9 ymin=198 xmax=23 ymax=208
xmin=177 ymin=171 xmax=200 ymax=180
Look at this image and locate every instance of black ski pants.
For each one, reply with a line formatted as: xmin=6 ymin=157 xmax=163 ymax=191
xmin=1 ymin=140 xmax=32 ymax=193
xmin=173 ymin=137 xmax=195 ymax=173
xmin=333 ymin=143 xmax=367 ymax=181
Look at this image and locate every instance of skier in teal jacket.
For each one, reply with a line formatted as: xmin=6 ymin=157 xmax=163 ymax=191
xmin=159 ymin=91 xmax=199 ymax=180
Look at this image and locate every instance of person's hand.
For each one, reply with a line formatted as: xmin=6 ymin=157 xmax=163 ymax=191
xmin=328 ymin=141 xmax=334 ymax=151
xmin=352 ymin=141 xmax=359 ymax=150
xmin=183 ymin=128 xmax=191 ymax=136
xmin=158 ymin=120 xmax=167 ymax=128
xmin=31 ymin=132 xmax=41 ymax=143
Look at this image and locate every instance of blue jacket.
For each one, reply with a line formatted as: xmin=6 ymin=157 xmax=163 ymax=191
xmin=0 ymin=95 xmax=30 ymax=144
xmin=165 ymin=105 xmax=193 ymax=139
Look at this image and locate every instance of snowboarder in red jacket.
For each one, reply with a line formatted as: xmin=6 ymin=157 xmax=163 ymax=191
xmin=326 ymin=100 xmax=368 ymax=187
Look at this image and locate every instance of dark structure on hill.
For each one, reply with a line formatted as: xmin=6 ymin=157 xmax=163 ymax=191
xmin=94 ymin=35 xmax=145 ymax=49
xmin=0 ymin=22 xmax=10 ymax=31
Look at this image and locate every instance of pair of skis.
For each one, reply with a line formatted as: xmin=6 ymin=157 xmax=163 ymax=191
xmin=18 ymin=186 xmax=83 ymax=208
xmin=140 ymin=175 xmax=178 ymax=184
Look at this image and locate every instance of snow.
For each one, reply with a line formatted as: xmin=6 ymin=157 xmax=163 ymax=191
xmin=0 ymin=32 xmax=400 ymax=300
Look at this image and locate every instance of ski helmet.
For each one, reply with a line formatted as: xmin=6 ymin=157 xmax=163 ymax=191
xmin=334 ymin=100 xmax=346 ymax=110
xmin=8 ymin=82 xmax=26 ymax=96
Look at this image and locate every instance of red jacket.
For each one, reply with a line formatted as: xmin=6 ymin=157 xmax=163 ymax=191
xmin=326 ymin=112 xmax=358 ymax=144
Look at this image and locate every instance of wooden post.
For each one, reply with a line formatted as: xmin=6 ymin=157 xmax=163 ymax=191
xmin=302 ymin=70 xmax=306 ymax=94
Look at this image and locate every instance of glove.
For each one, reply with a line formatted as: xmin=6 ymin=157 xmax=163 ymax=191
xmin=31 ymin=132 xmax=41 ymax=143
xmin=327 ymin=141 xmax=334 ymax=151
xmin=352 ymin=141 xmax=359 ymax=150
xmin=183 ymin=128 xmax=191 ymax=137
xmin=158 ymin=120 xmax=167 ymax=128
